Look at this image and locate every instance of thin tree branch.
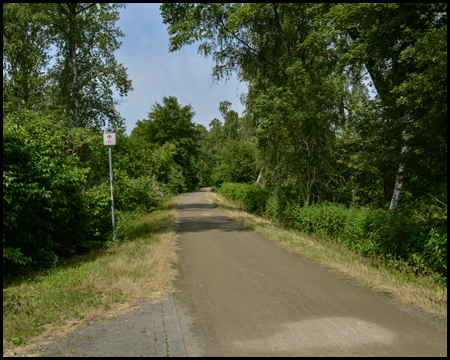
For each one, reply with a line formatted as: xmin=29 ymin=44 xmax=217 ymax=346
xmin=218 ymin=19 xmax=279 ymax=70
xmin=424 ymin=192 xmax=447 ymax=207
xmin=76 ymin=3 xmax=97 ymax=14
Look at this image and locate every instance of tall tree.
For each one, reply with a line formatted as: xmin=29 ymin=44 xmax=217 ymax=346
xmin=132 ymin=95 xmax=200 ymax=190
xmin=320 ymin=3 xmax=447 ymax=210
xmin=162 ymin=3 xmax=447 ymax=209
xmin=219 ymin=100 xmax=240 ymax=141
xmin=161 ymin=3 xmax=346 ymax=205
xmin=3 ymin=3 xmax=52 ymax=111
xmin=44 ymin=3 xmax=133 ymax=130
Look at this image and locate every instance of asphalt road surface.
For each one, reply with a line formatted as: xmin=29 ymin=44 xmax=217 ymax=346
xmin=174 ymin=189 xmax=447 ymax=357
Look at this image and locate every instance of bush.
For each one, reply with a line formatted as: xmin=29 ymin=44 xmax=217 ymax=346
xmin=217 ymin=183 xmax=271 ymax=214
xmin=166 ymin=164 xmax=187 ymax=194
xmin=113 ymin=170 xmax=165 ymax=212
xmin=3 ymin=112 xmax=94 ymax=275
xmin=3 ymin=108 xmax=195 ymax=281
xmin=265 ymin=195 xmax=285 ymax=222
xmin=211 ymin=164 xmax=231 ymax=188
xmin=82 ymin=182 xmax=116 ymax=245
xmin=277 ymin=201 xmax=447 ymax=278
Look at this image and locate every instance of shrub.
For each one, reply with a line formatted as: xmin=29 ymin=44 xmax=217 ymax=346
xmin=3 ymin=112 xmax=94 ymax=275
xmin=166 ymin=164 xmax=187 ymax=194
xmin=211 ymin=164 xmax=231 ymax=188
xmin=279 ymin=202 xmax=447 ymax=278
xmin=265 ymin=195 xmax=285 ymax=222
xmin=217 ymin=183 xmax=270 ymax=214
xmin=82 ymin=182 xmax=115 ymax=245
xmin=113 ymin=170 xmax=165 ymax=213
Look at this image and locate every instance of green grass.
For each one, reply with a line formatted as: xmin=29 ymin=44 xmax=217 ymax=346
xmin=3 ymin=195 xmax=181 ymax=356
xmin=207 ymin=191 xmax=447 ymax=320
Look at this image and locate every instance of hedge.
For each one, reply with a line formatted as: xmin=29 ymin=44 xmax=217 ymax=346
xmin=217 ymin=183 xmax=271 ymax=214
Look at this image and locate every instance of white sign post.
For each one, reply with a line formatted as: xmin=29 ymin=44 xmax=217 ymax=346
xmin=103 ymin=132 xmax=116 ymax=240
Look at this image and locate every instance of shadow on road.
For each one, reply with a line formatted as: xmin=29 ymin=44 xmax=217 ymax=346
xmin=178 ymin=203 xmax=214 ymax=211
xmin=177 ymin=191 xmax=249 ymax=235
xmin=178 ymin=213 xmax=249 ymax=234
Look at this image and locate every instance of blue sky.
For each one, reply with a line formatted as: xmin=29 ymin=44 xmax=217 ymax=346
xmin=112 ymin=3 xmax=248 ymax=135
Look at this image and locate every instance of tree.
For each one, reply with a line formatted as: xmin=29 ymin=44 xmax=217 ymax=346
xmin=3 ymin=3 xmax=133 ymax=130
xmin=3 ymin=3 xmax=52 ymax=112
xmin=223 ymin=140 xmax=257 ymax=184
xmin=43 ymin=3 xmax=133 ymax=130
xmin=161 ymin=3 xmax=346 ymax=205
xmin=319 ymin=3 xmax=447 ymax=210
xmin=161 ymin=3 xmax=447 ymax=209
xmin=206 ymin=118 xmax=225 ymax=164
xmin=219 ymin=100 xmax=240 ymax=141
xmin=249 ymin=70 xmax=344 ymax=205
xmin=132 ymin=95 xmax=200 ymax=191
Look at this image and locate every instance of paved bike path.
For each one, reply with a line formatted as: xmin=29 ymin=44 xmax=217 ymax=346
xmin=173 ymin=189 xmax=447 ymax=356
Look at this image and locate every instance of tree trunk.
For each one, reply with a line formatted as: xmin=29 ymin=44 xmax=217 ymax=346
xmin=68 ymin=4 xmax=80 ymax=126
xmin=305 ymin=191 xmax=311 ymax=206
xmin=272 ymin=3 xmax=292 ymax=58
xmin=388 ymin=130 xmax=408 ymax=212
xmin=256 ymin=167 xmax=264 ymax=185
xmin=349 ymin=174 xmax=355 ymax=203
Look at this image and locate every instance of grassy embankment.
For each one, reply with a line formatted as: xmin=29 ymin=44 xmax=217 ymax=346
xmin=3 ymin=195 xmax=181 ymax=356
xmin=206 ymin=191 xmax=447 ymax=320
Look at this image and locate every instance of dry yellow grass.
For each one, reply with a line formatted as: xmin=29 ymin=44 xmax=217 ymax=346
xmin=206 ymin=191 xmax=447 ymax=319
xmin=3 ymin=196 xmax=181 ymax=357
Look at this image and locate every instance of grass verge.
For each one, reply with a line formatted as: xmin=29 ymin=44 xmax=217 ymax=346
xmin=3 ymin=195 xmax=181 ymax=356
xmin=206 ymin=191 xmax=447 ymax=320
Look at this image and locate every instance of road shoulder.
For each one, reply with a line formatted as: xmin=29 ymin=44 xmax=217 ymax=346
xmin=27 ymin=292 xmax=185 ymax=357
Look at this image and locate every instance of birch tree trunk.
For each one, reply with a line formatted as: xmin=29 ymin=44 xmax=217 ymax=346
xmin=256 ymin=167 xmax=264 ymax=185
xmin=68 ymin=4 xmax=80 ymax=126
xmin=389 ymin=130 xmax=408 ymax=212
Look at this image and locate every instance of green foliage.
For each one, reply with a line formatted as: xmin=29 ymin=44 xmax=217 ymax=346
xmin=3 ymin=3 xmax=51 ymax=112
xmin=2 ymin=107 xmax=183 ymax=280
xmin=3 ymin=2 xmax=447 ymax=287
xmin=216 ymin=183 xmax=271 ymax=215
xmin=161 ymin=3 xmax=447 ymax=212
xmin=3 ymin=3 xmax=133 ymax=130
xmin=223 ymin=140 xmax=258 ymax=184
xmin=194 ymin=123 xmax=213 ymax=188
xmin=211 ymin=164 xmax=231 ymax=189
xmin=202 ymin=100 xmax=261 ymax=189
xmin=112 ymin=170 xmax=165 ymax=213
xmin=46 ymin=3 xmax=133 ymax=130
xmin=265 ymin=194 xmax=447 ymax=279
xmin=81 ymin=182 xmax=113 ymax=243
xmin=3 ymin=111 xmax=92 ymax=274
xmin=132 ymin=96 xmax=201 ymax=191
xmin=326 ymin=3 xmax=447 ymax=210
